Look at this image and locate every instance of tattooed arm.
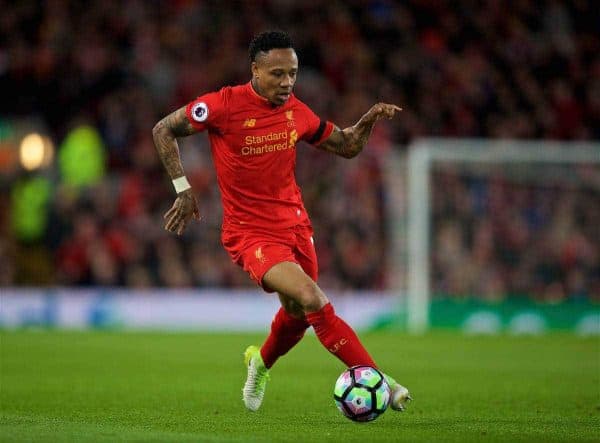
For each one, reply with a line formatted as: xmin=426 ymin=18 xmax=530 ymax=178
xmin=316 ymin=103 xmax=402 ymax=158
xmin=152 ymin=106 xmax=201 ymax=236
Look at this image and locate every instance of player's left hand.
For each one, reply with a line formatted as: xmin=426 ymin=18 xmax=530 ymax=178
xmin=363 ymin=103 xmax=402 ymax=123
xmin=163 ymin=189 xmax=201 ymax=236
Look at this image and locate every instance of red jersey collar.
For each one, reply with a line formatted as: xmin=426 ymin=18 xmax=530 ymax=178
xmin=245 ymin=81 xmax=292 ymax=109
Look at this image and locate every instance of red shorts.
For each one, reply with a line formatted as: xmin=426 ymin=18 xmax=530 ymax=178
xmin=222 ymin=224 xmax=318 ymax=292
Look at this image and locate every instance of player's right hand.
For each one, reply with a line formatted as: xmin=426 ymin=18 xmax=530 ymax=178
xmin=364 ymin=103 xmax=402 ymax=123
xmin=163 ymin=189 xmax=201 ymax=236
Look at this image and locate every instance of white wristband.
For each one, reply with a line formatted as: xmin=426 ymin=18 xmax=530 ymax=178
xmin=172 ymin=176 xmax=191 ymax=194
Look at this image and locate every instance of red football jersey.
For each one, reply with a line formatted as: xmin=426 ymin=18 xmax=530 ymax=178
xmin=185 ymin=82 xmax=334 ymax=231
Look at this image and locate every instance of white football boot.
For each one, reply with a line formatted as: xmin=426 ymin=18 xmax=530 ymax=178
xmin=242 ymin=345 xmax=270 ymax=411
xmin=384 ymin=374 xmax=412 ymax=411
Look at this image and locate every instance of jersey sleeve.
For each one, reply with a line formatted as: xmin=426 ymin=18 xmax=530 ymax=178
xmin=185 ymin=87 xmax=230 ymax=132
xmin=298 ymin=101 xmax=335 ymax=146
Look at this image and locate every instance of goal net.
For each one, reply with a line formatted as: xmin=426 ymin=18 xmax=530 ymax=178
xmin=401 ymin=138 xmax=600 ymax=333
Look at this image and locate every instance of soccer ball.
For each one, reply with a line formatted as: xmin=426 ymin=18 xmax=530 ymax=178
xmin=333 ymin=365 xmax=391 ymax=422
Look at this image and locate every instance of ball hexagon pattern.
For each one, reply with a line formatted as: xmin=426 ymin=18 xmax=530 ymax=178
xmin=353 ymin=367 xmax=382 ymax=388
xmin=333 ymin=365 xmax=391 ymax=422
xmin=344 ymin=386 xmax=372 ymax=415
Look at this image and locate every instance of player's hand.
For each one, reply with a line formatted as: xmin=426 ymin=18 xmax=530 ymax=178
xmin=163 ymin=189 xmax=201 ymax=236
xmin=363 ymin=103 xmax=402 ymax=123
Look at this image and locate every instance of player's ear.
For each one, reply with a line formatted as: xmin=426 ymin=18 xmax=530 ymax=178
xmin=251 ymin=61 xmax=259 ymax=79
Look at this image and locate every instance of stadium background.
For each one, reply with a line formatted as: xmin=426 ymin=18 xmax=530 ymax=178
xmin=1 ymin=1 xmax=599 ymax=442
xmin=2 ymin=0 xmax=598 ymax=297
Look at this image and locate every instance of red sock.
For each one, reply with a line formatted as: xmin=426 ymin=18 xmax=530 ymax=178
xmin=305 ymin=303 xmax=377 ymax=368
xmin=260 ymin=307 xmax=309 ymax=368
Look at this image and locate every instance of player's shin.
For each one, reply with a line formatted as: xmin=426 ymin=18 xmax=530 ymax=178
xmin=260 ymin=307 xmax=309 ymax=368
xmin=305 ymin=302 xmax=377 ymax=368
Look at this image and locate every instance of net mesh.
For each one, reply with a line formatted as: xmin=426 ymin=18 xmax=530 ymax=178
xmin=430 ymin=161 xmax=600 ymax=301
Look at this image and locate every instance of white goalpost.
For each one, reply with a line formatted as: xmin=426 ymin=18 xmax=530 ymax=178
xmin=403 ymin=138 xmax=600 ymax=333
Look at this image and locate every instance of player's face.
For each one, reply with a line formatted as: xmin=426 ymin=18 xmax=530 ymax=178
xmin=252 ymin=48 xmax=298 ymax=106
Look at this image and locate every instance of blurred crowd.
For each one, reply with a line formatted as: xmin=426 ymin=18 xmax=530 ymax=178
xmin=432 ymin=166 xmax=599 ymax=302
xmin=1 ymin=0 xmax=598 ymax=298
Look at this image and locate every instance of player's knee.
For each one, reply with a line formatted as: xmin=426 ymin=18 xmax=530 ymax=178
xmin=296 ymin=280 xmax=328 ymax=313
xmin=280 ymin=297 xmax=305 ymax=319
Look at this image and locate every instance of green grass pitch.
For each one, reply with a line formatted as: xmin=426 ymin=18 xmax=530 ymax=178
xmin=1 ymin=330 xmax=598 ymax=442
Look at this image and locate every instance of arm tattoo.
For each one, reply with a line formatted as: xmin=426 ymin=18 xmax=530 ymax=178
xmin=316 ymin=120 xmax=375 ymax=159
xmin=152 ymin=106 xmax=197 ymax=179
xmin=315 ymin=128 xmax=353 ymax=158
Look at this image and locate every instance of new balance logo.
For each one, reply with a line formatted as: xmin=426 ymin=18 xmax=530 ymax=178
xmin=243 ymin=118 xmax=256 ymax=128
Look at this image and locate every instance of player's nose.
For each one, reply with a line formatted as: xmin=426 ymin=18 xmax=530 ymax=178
xmin=280 ymin=75 xmax=294 ymax=88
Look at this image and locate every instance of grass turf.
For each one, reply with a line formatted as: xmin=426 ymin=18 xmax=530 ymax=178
xmin=1 ymin=330 xmax=598 ymax=442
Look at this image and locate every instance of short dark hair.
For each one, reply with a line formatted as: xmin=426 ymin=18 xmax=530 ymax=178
xmin=249 ymin=31 xmax=293 ymax=62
